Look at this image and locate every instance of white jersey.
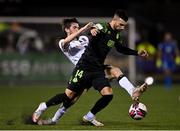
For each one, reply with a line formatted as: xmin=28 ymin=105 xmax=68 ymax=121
xmin=59 ymin=35 xmax=89 ymax=65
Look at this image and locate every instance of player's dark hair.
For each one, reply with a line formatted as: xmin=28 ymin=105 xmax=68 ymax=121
xmin=62 ymin=18 xmax=79 ymax=32
xmin=114 ymin=9 xmax=128 ymax=22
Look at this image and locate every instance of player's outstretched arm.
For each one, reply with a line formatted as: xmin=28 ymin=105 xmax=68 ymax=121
xmin=115 ymin=43 xmax=148 ymax=58
xmin=62 ymin=22 xmax=94 ymax=48
xmin=115 ymin=43 xmax=138 ymax=56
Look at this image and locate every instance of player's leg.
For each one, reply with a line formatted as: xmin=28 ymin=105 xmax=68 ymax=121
xmin=163 ymin=60 xmax=175 ymax=88
xmin=164 ymin=69 xmax=172 ymax=88
xmin=105 ymin=65 xmax=136 ymax=95
xmin=32 ymin=68 xmax=83 ymax=123
xmin=90 ymin=86 xmax=113 ymax=116
xmin=106 ymin=66 xmax=148 ymax=100
xmin=83 ymin=75 xmax=113 ymax=126
xmin=51 ymin=94 xmax=81 ymax=123
xmin=37 ymin=67 xmax=88 ymax=125
xmin=38 ymin=90 xmax=83 ymax=125
xmin=32 ymin=67 xmax=82 ymax=123
xmin=32 ymin=92 xmax=69 ymax=123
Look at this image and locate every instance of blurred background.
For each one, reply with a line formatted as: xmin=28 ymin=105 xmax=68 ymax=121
xmin=0 ymin=0 xmax=179 ymax=87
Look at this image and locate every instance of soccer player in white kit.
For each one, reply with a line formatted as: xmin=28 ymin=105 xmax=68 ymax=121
xmin=32 ymin=18 xmax=148 ymax=126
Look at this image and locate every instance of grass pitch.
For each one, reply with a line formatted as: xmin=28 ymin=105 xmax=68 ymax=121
xmin=0 ymin=83 xmax=180 ymax=130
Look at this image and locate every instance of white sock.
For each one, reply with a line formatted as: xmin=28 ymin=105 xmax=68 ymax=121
xmin=52 ymin=106 xmax=66 ymax=122
xmin=85 ymin=111 xmax=95 ymax=120
xmin=118 ymin=76 xmax=135 ymax=96
xmin=36 ymin=102 xmax=47 ymax=112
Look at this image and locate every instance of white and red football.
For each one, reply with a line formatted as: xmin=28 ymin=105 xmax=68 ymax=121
xmin=129 ymin=102 xmax=147 ymax=120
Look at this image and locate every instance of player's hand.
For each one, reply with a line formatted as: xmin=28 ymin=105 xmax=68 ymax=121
xmin=138 ymin=49 xmax=148 ymax=58
xmin=84 ymin=22 xmax=94 ymax=30
xmin=90 ymin=28 xmax=99 ymax=36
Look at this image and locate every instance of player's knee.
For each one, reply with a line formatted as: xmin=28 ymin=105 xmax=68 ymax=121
xmin=110 ymin=67 xmax=123 ymax=79
xmin=100 ymin=87 xmax=113 ymax=95
xmin=65 ymin=88 xmax=76 ymax=99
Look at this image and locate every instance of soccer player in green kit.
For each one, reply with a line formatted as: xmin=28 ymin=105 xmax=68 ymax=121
xmin=33 ymin=9 xmax=148 ymax=126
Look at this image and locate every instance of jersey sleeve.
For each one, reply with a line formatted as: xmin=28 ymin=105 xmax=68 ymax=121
xmin=115 ymin=42 xmax=138 ymax=56
xmin=95 ymin=23 xmax=104 ymax=30
xmin=94 ymin=22 xmax=108 ymax=33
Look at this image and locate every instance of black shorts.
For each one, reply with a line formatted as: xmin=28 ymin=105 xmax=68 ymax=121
xmin=67 ymin=66 xmax=111 ymax=93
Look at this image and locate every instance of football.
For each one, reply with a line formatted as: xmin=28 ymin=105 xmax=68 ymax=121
xmin=129 ymin=102 xmax=147 ymax=120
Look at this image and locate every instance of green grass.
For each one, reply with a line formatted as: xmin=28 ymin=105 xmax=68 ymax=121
xmin=0 ymin=84 xmax=180 ymax=130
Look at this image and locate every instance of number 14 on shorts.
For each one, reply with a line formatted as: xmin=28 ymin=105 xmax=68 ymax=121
xmin=71 ymin=69 xmax=84 ymax=83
